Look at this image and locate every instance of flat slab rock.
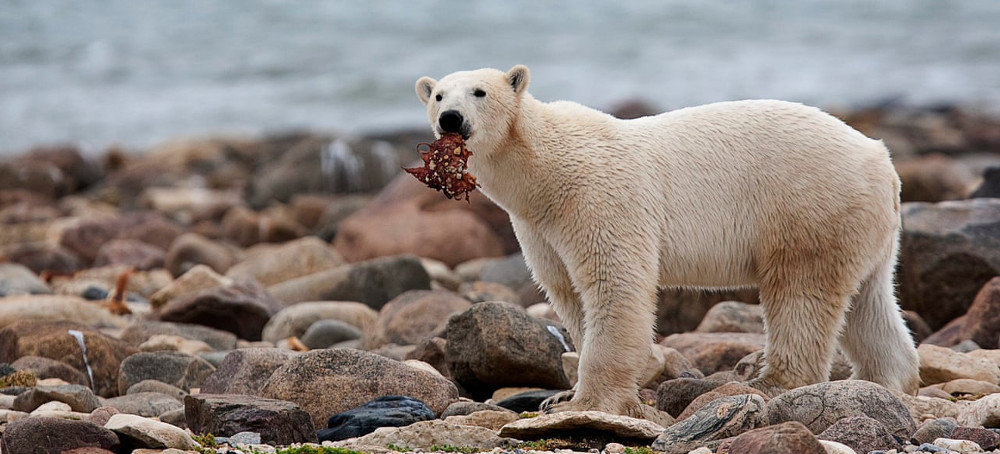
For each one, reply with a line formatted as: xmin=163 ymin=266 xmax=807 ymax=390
xmin=499 ymin=411 xmax=665 ymax=442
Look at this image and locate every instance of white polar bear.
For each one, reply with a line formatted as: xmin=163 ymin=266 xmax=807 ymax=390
xmin=415 ymin=65 xmax=920 ymax=418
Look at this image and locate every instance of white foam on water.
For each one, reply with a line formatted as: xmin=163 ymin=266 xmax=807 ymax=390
xmin=67 ymin=329 xmax=95 ymax=391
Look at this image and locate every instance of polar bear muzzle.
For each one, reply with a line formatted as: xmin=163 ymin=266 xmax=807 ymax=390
xmin=439 ymin=110 xmax=465 ymax=135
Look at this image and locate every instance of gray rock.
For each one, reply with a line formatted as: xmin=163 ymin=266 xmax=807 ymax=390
xmin=651 ymin=394 xmax=768 ymax=453
xmin=228 ymin=431 xmax=263 ymax=446
xmin=911 ymin=418 xmax=959 ymax=445
xmin=12 ymin=384 xmax=101 ymax=413
xmin=694 ymin=301 xmax=765 ymax=334
xmin=267 ymin=255 xmax=431 ymax=310
xmin=339 ymin=419 xmax=516 ymax=451
xmin=440 ymin=400 xmax=514 ymax=418
xmin=301 ymin=319 xmax=362 ymax=349
xmin=185 ymin=393 xmax=317 ymax=445
xmin=818 ymin=415 xmax=901 ymax=453
xmin=225 ymin=236 xmax=344 ymax=287
xmin=766 ymin=380 xmax=916 ymax=438
xmin=1 ymin=417 xmax=120 ymax=454
xmin=200 ymin=348 xmax=297 ymax=395
xmin=119 ymin=320 xmax=238 ymax=351
xmin=656 ymin=287 xmax=760 ymax=336
xmin=117 ymin=351 xmax=216 ymax=394
xmin=127 ymin=379 xmax=187 ymax=402
xmin=0 ymin=263 xmax=51 ymax=297
xmin=369 ymin=290 xmax=471 ymax=348
xmin=11 ymin=355 xmax=88 ymax=386
xmin=104 ymin=413 xmax=199 ymax=450
xmin=446 ymin=302 xmax=571 ymax=400
xmin=261 ymin=301 xmax=377 ymax=344
xmin=102 ymin=392 xmax=184 ymax=417
xmin=478 ymin=254 xmax=533 ymax=291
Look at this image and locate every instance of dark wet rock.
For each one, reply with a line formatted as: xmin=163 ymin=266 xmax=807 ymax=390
xmin=446 ymin=302 xmax=571 ymax=400
xmin=201 ymin=348 xmax=297 ymax=395
xmin=656 ymin=377 xmax=725 ymax=418
xmin=301 ymin=319 xmax=362 ymax=349
xmin=766 ymin=380 xmax=915 ymax=438
xmin=126 ymin=379 xmax=187 ymax=402
xmin=2 ymin=417 xmax=119 ymax=454
xmin=155 ymin=275 xmax=281 ymax=341
xmin=117 ymin=351 xmax=216 ymax=394
xmin=11 ymin=355 xmax=88 ymax=386
xmin=695 ymin=301 xmax=765 ymax=334
xmin=185 ymin=393 xmax=317 ymax=445
xmin=259 ymin=348 xmax=458 ymax=428
xmin=0 ymin=262 xmax=51 ymax=297
xmin=164 ymin=232 xmax=240 ymax=277
xmin=318 ymin=395 xmax=435 ymax=442
xmin=119 ymin=320 xmax=238 ymax=351
xmin=266 ymin=255 xmax=431 ymax=310
xmin=102 ymin=392 xmax=184 ymax=417
xmin=970 ymin=166 xmax=1000 ymax=199
xmin=369 ymin=290 xmax=471 ymax=348
xmin=13 ymin=384 xmax=101 ymax=413
xmin=660 ymin=332 xmax=765 ymax=375
xmin=728 ymin=421 xmax=826 ymax=454
xmin=650 ymin=394 xmax=768 ymax=453
xmin=495 ymin=390 xmax=562 ymax=413
xmin=92 ymin=238 xmax=165 ymax=270
xmin=817 ymin=415 xmax=901 ymax=453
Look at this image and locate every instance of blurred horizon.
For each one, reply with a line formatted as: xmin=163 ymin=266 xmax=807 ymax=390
xmin=2 ymin=0 xmax=999 ymax=154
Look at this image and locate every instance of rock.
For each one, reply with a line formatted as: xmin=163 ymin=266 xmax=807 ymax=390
xmin=225 ymin=236 xmax=343 ymax=287
xmin=817 ymin=415 xmax=900 ymax=453
xmin=0 ymin=320 xmax=137 ymax=397
xmin=338 ymin=419 xmax=515 ymax=451
xmin=651 ymin=394 xmax=768 ymax=453
xmin=334 ymin=200 xmax=504 ymax=268
xmin=369 ymin=290 xmax=471 ymax=348
xmin=694 ymin=301 xmax=765 ymax=334
xmin=117 ymin=351 xmax=216 ymax=394
xmin=903 ymin=310 xmax=934 ymax=344
xmin=659 ymin=332 xmax=765 ymax=375
xmin=318 ymin=395 xmax=435 ymax=442
xmin=927 ymin=277 xmax=1000 ymax=349
xmin=0 ymin=262 xmax=51 ymax=297
xmin=656 ymin=287 xmax=760 ymax=336
xmin=266 ymin=255 xmax=432 ymax=309
xmin=259 ymin=348 xmax=459 ymax=427
xmin=444 ymin=409 xmax=520 ymax=431
xmin=226 ymin=431 xmax=262 ymax=446
xmin=446 ymin=302 xmax=571 ymax=400
xmin=931 ymin=378 xmax=1000 ymax=397
xmin=0 ymin=241 xmax=84 ymax=275
xmin=933 ymin=437 xmax=984 ymax=452
xmin=12 ymin=384 xmax=101 ymax=413
xmin=200 ymin=348 xmax=297 ymax=395
xmin=899 ymin=199 xmax=1000 ymax=330
xmin=440 ymin=400 xmax=512 ymax=418
xmin=494 ymin=389 xmax=562 ymax=413
xmin=727 ymin=421 xmax=826 ymax=454
xmin=58 ymin=212 xmax=182 ymax=265
xmin=184 ymin=393 xmax=317 ymax=445
xmin=958 ymin=393 xmax=1000 ymax=427
xmin=138 ymin=334 xmax=212 ymax=356
xmin=127 ymin=380 xmax=187 ymax=402
xmin=300 ymin=319 xmax=363 ymax=349
xmin=818 ymin=440 xmax=857 ymax=454
xmin=164 ymin=233 xmax=240 ymax=277
xmin=896 ymin=154 xmax=975 ymax=203
xmin=0 ymin=294 xmax=126 ymax=330
xmin=101 ymin=392 xmax=184 ymax=417
xmin=911 ymin=418 xmax=959 ymax=445
xmin=261 ymin=301 xmax=378 ymax=344
xmin=92 ymin=239 xmax=165 ymax=270
xmin=457 ymin=280 xmax=522 ymax=306
xmin=88 ymin=406 xmax=120 ymax=426
xmin=11 ymin=355 xmax=88 ymax=386
xmin=641 ymin=344 xmax=704 ymax=389
xmin=918 ymin=343 xmax=1000 ymax=385
xmin=969 ymin=349 xmax=1000 ymax=368
xmin=220 ymin=206 xmax=306 ymax=247
xmin=952 ymin=427 xmax=1000 ymax=450
xmin=500 ymin=410 xmax=664 ymax=442
xmin=656 ymin=378 xmax=725 ymax=418
xmin=1 ymin=417 xmax=120 ymax=454
xmin=899 ymin=394 xmax=967 ymax=422
xmin=104 ymin=413 xmax=199 ymax=450
xmin=676 ymin=383 xmax=768 ymax=421
xmin=155 ymin=273 xmax=281 ymax=341
xmin=766 ymin=380 xmax=916 ymax=438
xmin=119 ymin=320 xmax=237 ymax=351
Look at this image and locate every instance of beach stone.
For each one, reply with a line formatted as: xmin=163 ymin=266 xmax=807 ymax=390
xmin=0 ymin=241 xmax=84 ymax=275
xmin=911 ymin=418 xmax=959 ymax=445
xmin=184 ymin=393 xmax=317 ymax=445
xmin=494 ymin=389 xmax=561 ymax=413
xmin=149 ymin=263 xmax=229 ymax=308
xmin=918 ymin=343 xmax=1000 ymax=385
xmin=817 ymin=415 xmax=900 ymax=453
xmin=117 ymin=351 xmax=216 ymax=394
xmin=817 ymin=440 xmax=857 ymax=454
xmin=695 ymin=300 xmax=765 ymax=334
xmin=220 ymin=206 xmax=306 ymax=247
xmin=259 ymin=348 xmax=459 ymax=427
xmin=659 ymin=332 xmax=765 ymax=375
xmin=140 ymin=186 xmax=243 ymax=223
xmin=641 ymin=344 xmax=704 ymax=389
xmin=104 ymin=413 xmax=199 ymax=450
xmin=404 ymin=337 xmax=450 ymax=380
xmin=500 ymin=410 xmax=664 ymax=442
xmin=13 ymin=384 xmax=101 ymax=413
xmin=266 ymin=255 xmax=431 ymax=309
xmin=155 ymin=274 xmax=281 ymax=341
xmin=138 ymin=334 xmax=213 ymax=355
xmin=261 ymin=301 xmax=377 ymax=344
xmin=340 ymin=419 xmax=515 ymax=451
xmin=164 ymin=232 xmax=239 ymax=277
xmin=335 ymin=199 xmax=504 ymax=268
xmin=899 ymin=394 xmax=967 ymax=422
xmin=201 ymin=348 xmax=297 ymax=395
xmin=92 ymin=239 xmax=165 ymax=270
xmin=651 ymin=394 xmax=768 ymax=453
xmin=458 ymin=280 xmax=522 ymax=305
xmin=904 ymin=310 xmax=935 ymax=344
xmin=676 ymin=383 xmax=768 ymax=421
xmin=958 ymin=393 xmax=1000 ymax=427
xmin=656 ymin=378 xmax=725 ymax=417
xmin=11 ymin=355 xmax=88 ymax=386
xmin=440 ymin=400 xmax=512 ymax=418
xmin=928 ymin=277 xmax=1000 ymax=349
xmin=896 ymin=154 xmax=975 ymax=203
xmin=0 ymin=320 xmax=137 ymax=397
xmin=59 ymin=212 xmax=183 ymax=265
xmin=226 ymin=236 xmax=343 ymax=287
xmin=0 ymin=294 xmax=125 ymax=330
xmin=60 ymin=449 xmax=116 ymax=454
xmin=446 ymin=302 xmax=571 ymax=400
xmin=899 ymin=199 xmax=1000 ymax=330
xmin=299 ymin=319 xmax=361 ymax=349
xmin=317 ymin=395 xmax=435 ymax=442
xmin=119 ymin=320 xmax=237 ymax=351
xmin=933 ymin=437 xmax=984 ymax=452
xmin=932 ymin=378 xmax=1000 ymax=397
xmin=727 ymin=421 xmax=826 ymax=454
xmin=656 ymin=287 xmax=760 ymax=336
xmin=952 ymin=427 xmax=1000 ymax=450
xmin=102 ymin=392 xmax=184 ymax=417
xmin=445 ymin=409 xmax=520 ymax=431
xmin=0 ymin=263 xmax=51 ymax=297
xmin=127 ymin=380 xmax=187 ymax=402
xmin=2 ymin=417 xmax=120 ymax=454
xmin=969 ymin=349 xmax=1000 ymax=368
xmin=766 ymin=380 xmax=916 ymax=438
xmin=369 ymin=290 xmax=471 ymax=348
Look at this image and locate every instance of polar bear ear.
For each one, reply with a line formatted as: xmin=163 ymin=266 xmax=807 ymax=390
xmin=506 ymin=65 xmax=530 ymax=95
xmin=415 ymin=77 xmax=437 ymax=105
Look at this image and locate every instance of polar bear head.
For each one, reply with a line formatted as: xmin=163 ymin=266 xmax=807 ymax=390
xmin=415 ymin=65 xmax=530 ymax=150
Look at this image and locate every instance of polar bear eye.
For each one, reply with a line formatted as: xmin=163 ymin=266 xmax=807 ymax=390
xmin=435 ymin=93 xmax=442 ymax=102
xmin=474 ymin=89 xmax=486 ymax=98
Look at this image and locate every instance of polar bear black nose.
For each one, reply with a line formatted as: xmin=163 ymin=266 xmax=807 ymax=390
xmin=439 ymin=110 xmax=464 ymax=133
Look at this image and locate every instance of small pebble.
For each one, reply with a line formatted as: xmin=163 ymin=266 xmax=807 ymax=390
xmin=604 ymin=443 xmax=625 ymax=454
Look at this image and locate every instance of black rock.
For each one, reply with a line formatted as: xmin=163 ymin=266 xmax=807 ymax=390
xmin=495 ymin=390 xmax=562 ymax=413
xmin=317 ymin=395 xmax=434 ymax=442
xmin=970 ymin=167 xmax=1000 ymax=199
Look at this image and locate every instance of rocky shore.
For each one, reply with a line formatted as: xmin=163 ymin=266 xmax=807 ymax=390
xmin=1 ymin=103 xmax=1000 ymax=454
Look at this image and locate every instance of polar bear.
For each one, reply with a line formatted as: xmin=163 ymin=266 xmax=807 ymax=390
xmin=415 ymin=65 xmax=920 ymax=418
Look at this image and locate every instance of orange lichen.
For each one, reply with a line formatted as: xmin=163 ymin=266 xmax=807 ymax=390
xmin=403 ymin=133 xmax=479 ymax=201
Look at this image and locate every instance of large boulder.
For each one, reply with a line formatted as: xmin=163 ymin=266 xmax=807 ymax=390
xmin=0 ymin=294 xmax=126 ymax=330
xmin=1 ymin=417 xmax=119 ymax=454
xmin=259 ymin=348 xmax=459 ymax=428
xmin=925 ymin=277 xmax=1000 ymax=348
xmin=651 ymin=394 xmax=768 ymax=453
xmin=766 ymin=380 xmax=915 ymax=438
xmin=201 ymin=348 xmax=298 ymax=395
xmin=266 ymin=255 xmax=431 ymax=309
xmin=12 ymin=384 xmax=101 ymax=413
xmin=104 ymin=413 xmax=199 ymax=450
xmin=184 ymin=393 xmax=317 ymax=445
xmin=117 ymin=351 xmax=216 ymax=394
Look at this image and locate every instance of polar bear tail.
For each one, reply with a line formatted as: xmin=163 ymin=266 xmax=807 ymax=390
xmin=840 ymin=246 xmax=921 ymax=394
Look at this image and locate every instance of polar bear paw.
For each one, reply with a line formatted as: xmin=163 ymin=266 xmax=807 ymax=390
xmin=539 ymin=389 xmax=575 ymax=412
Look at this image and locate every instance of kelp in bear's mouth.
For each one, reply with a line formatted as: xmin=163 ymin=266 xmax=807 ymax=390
xmin=403 ymin=132 xmax=480 ymax=202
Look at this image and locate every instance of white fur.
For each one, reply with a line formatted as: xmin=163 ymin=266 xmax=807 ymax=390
xmin=416 ymin=66 xmax=920 ymax=417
